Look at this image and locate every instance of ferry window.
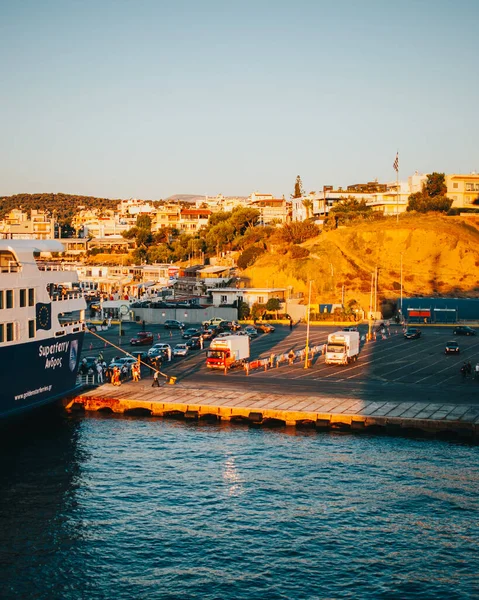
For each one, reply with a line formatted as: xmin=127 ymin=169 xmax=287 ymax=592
xmin=0 ymin=250 xmax=18 ymax=272
xmin=28 ymin=288 xmax=35 ymax=306
xmin=0 ymin=290 xmax=3 ymax=309
xmin=28 ymin=319 xmax=35 ymax=339
xmin=6 ymin=322 xmax=14 ymax=342
xmin=20 ymin=289 xmax=27 ymax=308
xmin=6 ymin=290 xmax=13 ymax=309
xmin=0 ymin=324 xmax=3 ymax=342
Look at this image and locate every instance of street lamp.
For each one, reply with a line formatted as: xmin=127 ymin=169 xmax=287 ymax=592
xmin=304 ymin=280 xmax=313 ymax=369
xmin=400 ymin=253 xmax=403 ymax=315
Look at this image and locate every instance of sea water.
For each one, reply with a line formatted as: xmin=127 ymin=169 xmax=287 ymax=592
xmin=1 ymin=410 xmax=478 ymax=600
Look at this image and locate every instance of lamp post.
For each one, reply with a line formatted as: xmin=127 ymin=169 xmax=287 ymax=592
xmin=304 ymin=280 xmax=313 ymax=369
xmin=400 ymin=253 xmax=403 ymax=315
xmin=368 ymin=272 xmax=374 ymax=341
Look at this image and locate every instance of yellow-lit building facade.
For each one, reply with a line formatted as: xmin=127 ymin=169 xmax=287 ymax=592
xmin=446 ymin=173 xmax=479 ymax=208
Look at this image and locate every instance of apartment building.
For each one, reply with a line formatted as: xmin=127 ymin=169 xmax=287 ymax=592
xmin=117 ymin=198 xmax=156 ymax=217
xmin=249 ymin=193 xmax=289 ymax=225
xmin=179 ymin=209 xmax=211 ymax=232
xmin=0 ymin=209 xmax=56 ymax=239
xmin=446 ymin=173 xmax=479 ymax=208
xmin=151 ymin=204 xmax=181 ymax=231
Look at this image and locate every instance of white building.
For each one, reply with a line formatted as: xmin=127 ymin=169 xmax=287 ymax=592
xmin=208 ymin=287 xmax=287 ymax=308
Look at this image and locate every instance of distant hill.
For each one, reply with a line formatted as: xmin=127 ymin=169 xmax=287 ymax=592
xmin=165 ymin=194 xmax=204 ymax=203
xmin=0 ymin=193 xmax=119 ymax=224
xmin=241 ymin=214 xmax=479 ymax=310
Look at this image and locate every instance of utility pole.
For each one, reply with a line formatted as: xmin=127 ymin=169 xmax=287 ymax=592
xmin=368 ymin=272 xmax=374 ymax=340
xmin=400 ymin=253 xmax=403 ymax=315
xmin=304 ymin=280 xmax=313 ymax=369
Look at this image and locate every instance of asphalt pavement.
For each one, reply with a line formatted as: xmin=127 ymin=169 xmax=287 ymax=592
xmin=82 ymin=321 xmax=479 ymax=406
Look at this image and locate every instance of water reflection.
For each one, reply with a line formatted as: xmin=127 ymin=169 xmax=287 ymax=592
xmin=0 ymin=407 xmax=86 ymax=599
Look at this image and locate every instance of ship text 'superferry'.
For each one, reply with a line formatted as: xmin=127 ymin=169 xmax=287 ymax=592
xmin=0 ymin=239 xmax=86 ymax=419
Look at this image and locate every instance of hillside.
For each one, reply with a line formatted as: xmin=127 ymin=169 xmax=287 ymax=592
xmin=241 ymin=214 xmax=479 ymax=311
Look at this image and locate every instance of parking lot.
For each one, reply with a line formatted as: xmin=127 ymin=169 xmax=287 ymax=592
xmin=82 ymin=321 xmax=479 ymax=405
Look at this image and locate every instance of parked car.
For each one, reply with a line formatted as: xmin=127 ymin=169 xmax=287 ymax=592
xmin=404 ymin=328 xmax=421 ymax=339
xmin=256 ymin=323 xmax=275 ymax=333
xmin=202 ymin=317 xmax=224 ymax=327
xmin=445 ymin=340 xmax=460 ymax=354
xmin=202 ymin=329 xmax=215 ymax=340
xmin=244 ymin=325 xmax=258 ymax=338
xmin=130 ymin=351 xmax=150 ymax=364
xmin=453 ymin=326 xmax=476 ymax=336
xmin=164 ymin=319 xmax=185 ymax=329
xmin=186 ymin=336 xmax=202 ymax=349
xmin=218 ymin=321 xmax=239 ymax=331
xmin=130 ymin=331 xmax=154 ymax=346
xmin=81 ymin=356 xmax=98 ymax=369
xmin=109 ymin=357 xmax=137 ymax=369
xmin=148 ymin=343 xmax=171 ymax=357
xmin=147 ymin=347 xmax=167 ymax=360
xmin=173 ymin=343 xmax=189 ymax=357
xmin=182 ymin=327 xmax=201 ymax=339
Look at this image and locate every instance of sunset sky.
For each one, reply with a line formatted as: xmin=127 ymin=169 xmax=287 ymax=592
xmin=1 ymin=0 xmax=478 ymax=199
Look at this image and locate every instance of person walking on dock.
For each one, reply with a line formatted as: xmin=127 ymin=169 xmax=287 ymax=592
xmin=152 ymin=370 xmax=160 ymax=387
xmin=96 ymin=362 xmax=103 ymax=384
xmin=132 ymin=363 xmax=140 ymax=382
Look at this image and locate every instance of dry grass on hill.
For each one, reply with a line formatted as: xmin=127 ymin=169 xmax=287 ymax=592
xmin=241 ymin=214 xmax=479 ymax=310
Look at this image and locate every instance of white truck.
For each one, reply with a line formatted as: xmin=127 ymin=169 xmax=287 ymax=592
xmin=206 ymin=335 xmax=250 ymax=370
xmin=324 ymin=331 xmax=360 ymax=365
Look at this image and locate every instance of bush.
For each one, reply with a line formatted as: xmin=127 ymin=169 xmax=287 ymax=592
xmin=237 ymin=246 xmax=265 ymax=269
xmin=290 ymin=245 xmax=309 ymax=259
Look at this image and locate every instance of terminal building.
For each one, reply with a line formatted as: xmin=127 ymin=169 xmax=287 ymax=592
xmin=401 ymin=297 xmax=479 ymax=323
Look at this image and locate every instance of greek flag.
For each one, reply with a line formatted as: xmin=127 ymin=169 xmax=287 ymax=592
xmin=393 ymin=153 xmax=399 ymax=172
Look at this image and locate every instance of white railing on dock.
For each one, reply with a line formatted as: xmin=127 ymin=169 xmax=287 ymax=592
xmin=77 ymin=374 xmax=97 ymax=387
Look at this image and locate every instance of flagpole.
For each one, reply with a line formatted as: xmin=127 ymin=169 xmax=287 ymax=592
xmin=396 ymin=151 xmax=399 ymax=223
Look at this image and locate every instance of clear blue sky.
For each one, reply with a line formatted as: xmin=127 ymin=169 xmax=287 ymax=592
xmin=1 ymin=0 xmax=478 ymax=199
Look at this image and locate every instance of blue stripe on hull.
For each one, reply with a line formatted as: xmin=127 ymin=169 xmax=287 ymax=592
xmin=0 ymin=331 xmax=85 ymax=420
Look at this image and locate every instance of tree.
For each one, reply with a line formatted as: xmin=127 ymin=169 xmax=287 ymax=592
xmin=277 ymin=221 xmax=320 ymax=244
xmin=265 ymin=298 xmax=281 ymax=319
xmin=302 ymin=198 xmax=313 ymax=219
xmin=323 ymin=196 xmax=373 ymax=229
xmin=136 ymin=214 xmax=152 ymax=230
xmin=251 ymin=302 xmax=265 ymax=321
xmin=238 ymin=301 xmax=250 ymax=320
xmin=291 ymin=175 xmax=304 ymax=199
xmin=237 ymin=245 xmax=265 ymax=269
xmin=229 ymin=207 xmax=260 ymax=234
xmin=407 ymin=173 xmax=452 ymax=213
xmin=424 ymin=172 xmax=447 ymax=198
xmin=205 ymin=221 xmax=236 ymax=254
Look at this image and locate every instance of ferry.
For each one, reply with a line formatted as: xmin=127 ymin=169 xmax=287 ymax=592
xmin=0 ymin=239 xmax=86 ymax=419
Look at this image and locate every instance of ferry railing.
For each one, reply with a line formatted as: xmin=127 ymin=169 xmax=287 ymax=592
xmin=49 ymin=291 xmax=84 ymax=301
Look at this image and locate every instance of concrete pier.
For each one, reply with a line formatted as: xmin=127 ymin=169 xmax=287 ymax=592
xmin=68 ymin=381 xmax=479 ymax=441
